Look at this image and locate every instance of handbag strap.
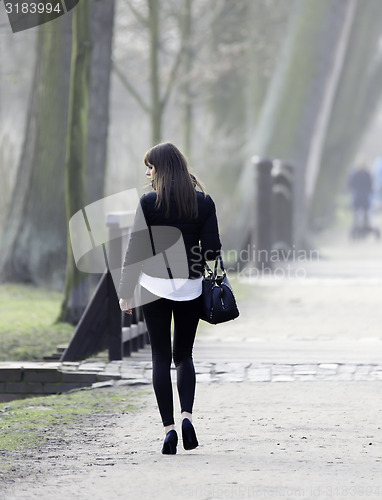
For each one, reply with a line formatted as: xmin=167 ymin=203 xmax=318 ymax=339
xmin=213 ymin=255 xmax=226 ymax=278
xmin=203 ymin=255 xmax=225 ymax=278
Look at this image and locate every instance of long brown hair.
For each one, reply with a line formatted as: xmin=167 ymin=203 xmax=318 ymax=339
xmin=144 ymin=142 xmax=205 ymax=218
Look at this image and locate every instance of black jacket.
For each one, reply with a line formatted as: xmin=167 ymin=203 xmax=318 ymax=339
xmin=119 ymin=190 xmax=221 ymax=300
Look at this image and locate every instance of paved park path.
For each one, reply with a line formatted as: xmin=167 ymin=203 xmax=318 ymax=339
xmin=2 ymin=223 xmax=382 ymax=500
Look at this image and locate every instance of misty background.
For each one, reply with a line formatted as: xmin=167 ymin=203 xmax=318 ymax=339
xmin=1 ymin=0 xmax=382 ymax=325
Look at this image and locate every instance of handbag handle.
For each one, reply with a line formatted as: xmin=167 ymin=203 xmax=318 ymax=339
xmin=205 ymin=255 xmax=226 ymax=278
xmin=213 ymin=255 xmax=226 ymax=278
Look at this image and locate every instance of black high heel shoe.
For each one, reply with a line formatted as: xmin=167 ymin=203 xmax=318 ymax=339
xmin=162 ymin=429 xmax=178 ymax=455
xmin=182 ymin=418 xmax=198 ymax=450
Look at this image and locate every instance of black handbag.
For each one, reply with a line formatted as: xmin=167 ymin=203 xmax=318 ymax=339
xmin=200 ymin=255 xmax=240 ymax=324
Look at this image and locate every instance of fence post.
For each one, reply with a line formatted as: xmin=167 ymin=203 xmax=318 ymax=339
xmin=271 ymin=160 xmax=294 ymax=260
xmin=253 ymin=157 xmax=273 ymax=271
xmin=106 ymin=219 xmax=123 ymax=361
xmin=61 ymin=210 xmax=147 ymax=362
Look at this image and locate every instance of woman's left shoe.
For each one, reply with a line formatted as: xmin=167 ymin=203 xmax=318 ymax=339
xmin=161 ymin=429 xmax=178 ymax=455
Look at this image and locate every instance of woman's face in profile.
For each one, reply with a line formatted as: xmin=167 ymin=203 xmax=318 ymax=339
xmin=145 ymin=163 xmax=156 ymax=182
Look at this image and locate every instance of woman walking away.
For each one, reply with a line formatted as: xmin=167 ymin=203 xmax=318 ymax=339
xmin=118 ymin=142 xmax=221 ymax=454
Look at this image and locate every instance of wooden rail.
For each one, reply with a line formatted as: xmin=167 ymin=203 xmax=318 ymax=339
xmin=61 ymin=211 xmax=149 ymax=362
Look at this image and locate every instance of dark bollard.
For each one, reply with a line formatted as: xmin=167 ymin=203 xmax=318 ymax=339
xmin=253 ymin=157 xmax=273 ymax=270
xmin=107 ymin=221 xmax=123 ymax=361
xmin=271 ymin=161 xmax=294 ymax=260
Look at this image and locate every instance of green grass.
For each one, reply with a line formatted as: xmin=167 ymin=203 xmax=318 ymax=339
xmin=0 ymin=283 xmax=74 ymax=361
xmin=0 ymin=386 xmax=146 ymax=481
xmin=0 ymin=388 xmax=140 ymax=452
xmin=0 ymin=276 xmax=260 ymax=359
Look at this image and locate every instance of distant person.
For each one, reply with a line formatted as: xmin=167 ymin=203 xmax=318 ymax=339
xmin=348 ymin=162 xmax=379 ymax=239
xmin=372 ymin=157 xmax=382 ymax=211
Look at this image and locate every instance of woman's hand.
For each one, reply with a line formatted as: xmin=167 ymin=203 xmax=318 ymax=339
xmin=119 ymin=298 xmax=132 ymax=315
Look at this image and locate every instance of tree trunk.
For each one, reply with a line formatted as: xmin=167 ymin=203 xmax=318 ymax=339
xmin=149 ymin=0 xmax=162 ymax=144
xmin=182 ymin=0 xmax=193 ymax=158
xmin=224 ymin=0 xmax=351 ymax=251
xmin=86 ymin=0 xmax=115 ymax=204
xmin=0 ymin=15 xmax=72 ymax=288
xmin=58 ymin=0 xmax=92 ymax=325
xmin=309 ymin=0 xmax=382 ymax=229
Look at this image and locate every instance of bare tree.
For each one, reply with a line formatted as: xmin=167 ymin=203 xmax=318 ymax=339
xmin=113 ymin=0 xmax=197 ymax=145
xmin=224 ymin=0 xmax=358 ymax=250
xmin=0 ymin=14 xmax=72 ymax=287
xmin=86 ymin=0 xmax=116 ymax=204
xmin=58 ymin=0 xmax=92 ymax=324
xmin=59 ymin=0 xmax=116 ymax=324
xmin=310 ymin=0 xmax=382 ymax=229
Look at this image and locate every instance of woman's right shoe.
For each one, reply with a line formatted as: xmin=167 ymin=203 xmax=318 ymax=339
xmin=182 ymin=418 xmax=199 ymax=450
xmin=161 ymin=429 xmax=178 ymax=455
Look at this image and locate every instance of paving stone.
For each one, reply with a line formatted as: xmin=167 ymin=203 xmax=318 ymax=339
xmin=317 ymin=367 xmax=338 ymax=376
xmin=117 ymin=379 xmax=151 ymax=386
xmin=217 ymin=372 xmax=244 ymax=382
xmin=293 ymin=374 xmax=316 ymax=381
xmin=96 ymin=374 xmax=121 ymax=382
xmin=223 ymin=377 xmax=245 ymax=383
xmin=91 ymin=381 xmax=115 ymax=389
xmin=271 ymin=365 xmax=293 ymax=375
xmin=293 ymin=364 xmax=317 ymax=375
xmin=354 ymin=365 xmax=372 ymax=374
xmin=247 ymin=368 xmax=271 ymax=382
xmin=337 ymin=364 xmax=358 ymax=373
xmin=61 ymin=362 xmax=80 ymax=367
xmin=195 ymin=366 xmax=212 ymax=374
xmin=214 ymin=363 xmax=230 ymax=374
xmin=120 ymin=373 xmax=147 ymax=380
xmin=318 ymin=363 xmax=339 ymax=370
xmin=78 ymin=365 xmax=104 ymax=373
xmin=315 ymin=374 xmax=339 ymax=381
xmin=293 ymin=371 xmax=317 ymax=377
xmin=58 ymin=365 xmax=80 ymax=372
xmin=369 ymin=370 xmax=382 ymax=380
xmin=353 ymin=374 xmax=373 ymax=381
xmin=227 ymin=362 xmax=251 ymax=370
xmin=83 ymin=361 xmax=108 ymax=368
xmin=195 ymin=361 xmax=215 ymax=367
xmin=61 ymin=372 xmax=98 ymax=383
xmin=196 ymin=374 xmax=213 ymax=383
xmin=334 ymin=373 xmax=354 ymax=381
xmin=120 ymin=364 xmax=147 ymax=373
xmin=272 ymin=375 xmax=295 ymax=382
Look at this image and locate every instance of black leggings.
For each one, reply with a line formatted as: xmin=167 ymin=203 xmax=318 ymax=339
xmin=141 ymin=288 xmax=202 ymax=427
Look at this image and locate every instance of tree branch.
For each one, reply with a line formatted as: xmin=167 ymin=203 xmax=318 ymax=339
xmin=123 ymin=0 xmax=149 ymax=27
xmin=160 ymin=1 xmax=190 ymax=108
xmin=161 ymin=44 xmax=184 ymax=108
xmin=112 ymin=59 xmax=151 ymax=114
